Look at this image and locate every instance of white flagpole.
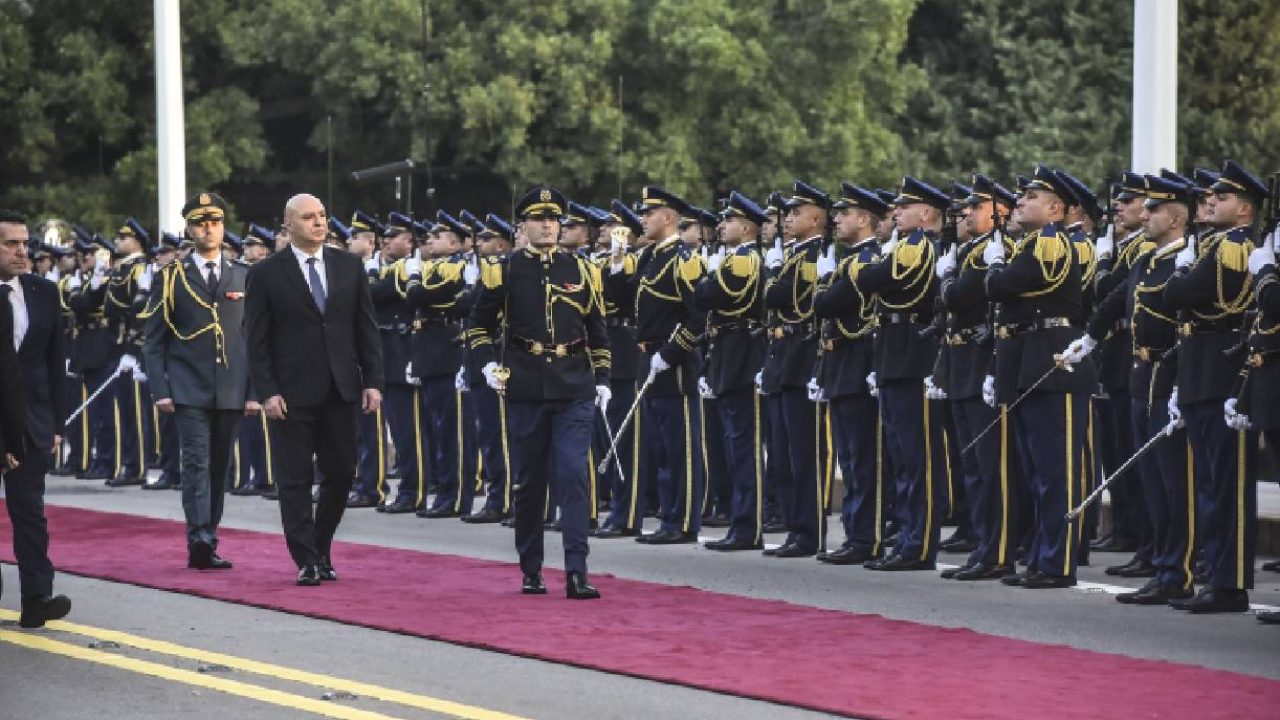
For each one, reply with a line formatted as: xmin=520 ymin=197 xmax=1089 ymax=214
xmin=154 ymin=0 xmax=186 ymax=234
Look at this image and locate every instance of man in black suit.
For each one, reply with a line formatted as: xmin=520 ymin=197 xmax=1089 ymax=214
xmin=245 ymin=194 xmax=383 ymax=586
xmin=143 ymin=193 xmax=256 ymax=570
xmin=0 ymin=209 xmax=72 ymax=627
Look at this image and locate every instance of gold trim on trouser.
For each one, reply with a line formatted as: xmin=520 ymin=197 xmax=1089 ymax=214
xmin=453 ymin=391 xmax=466 ymax=513
xmin=412 ymin=391 xmax=425 ymax=507
xmin=823 ymin=405 xmax=834 ymax=512
xmin=1081 ymin=401 xmax=1095 ymax=544
xmin=1235 ymin=428 xmax=1246 ymax=589
xmin=813 ymin=400 xmax=825 ymax=552
xmin=260 ymin=412 xmax=275 ymax=487
xmin=752 ymin=392 xmax=763 ymax=545
xmin=231 ymin=441 xmax=241 ymax=488
xmin=920 ymin=385 xmax=935 ymax=561
xmin=112 ymin=397 xmax=122 ymax=477
xmin=499 ymin=395 xmax=511 ymax=513
xmin=681 ymin=396 xmax=694 ymax=533
xmin=373 ymin=408 xmax=386 ymax=501
xmin=873 ymin=413 xmax=884 ymax=555
xmin=1063 ymin=395 xmax=1075 ymax=576
xmin=627 ymin=402 xmax=642 ymax=529
xmin=997 ymin=407 xmax=1010 ymax=566
xmin=152 ymin=403 xmax=161 ymax=457
xmin=587 ymin=446 xmax=598 ymax=521
xmin=941 ymin=416 xmax=953 ymax=519
xmin=1181 ymin=438 xmax=1196 ymax=590
xmin=699 ymin=397 xmax=710 ymax=511
xmin=133 ymin=381 xmax=146 ymax=476
xmin=80 ymin=382 xmax=90 ymax=470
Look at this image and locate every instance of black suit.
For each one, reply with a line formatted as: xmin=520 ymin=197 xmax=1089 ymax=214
xmin=245 ymin=246 xmax=383 ymax=567
xmin=1 ymin=274 xmax=65 ymax=602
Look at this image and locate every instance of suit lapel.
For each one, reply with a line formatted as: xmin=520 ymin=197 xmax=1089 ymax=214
xmin=283 ymin=247 xmax=323 ymax=317
xmin=184 ymin=256 xmax=214 ymax=299
xmin=17 ymin=275 xmax=39 ymax=354
xmin=321 ymin=246 xmax=338 ymax=318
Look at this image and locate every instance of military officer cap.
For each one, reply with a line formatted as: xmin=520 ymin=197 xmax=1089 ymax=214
xmin=328 ymin=216 xmax=352 ymax=243
xmin=721 ymin=191 xmax=769 ymax=225
xmin=161 ymin=231 xmax=183 ymax=249
xmin=873 ymin=188 xmax=897 ymax=207
xmin=1143 ymin=174 xmax=1196 ymax=212
xmin=116 ymin=217 xmax=151 ymax=244
xmin=181 ymin=192 xmax=227 ymax=224
xmin=93 ymin=233 xmax=116 ymax=255
xmin=45 ymin=243 xmax=70 ymax=259
xmin=763 ymin=192 xmax=784 ymax=218
xmin=1192 ymin=167 xmax=1221 ymax=195
xmin=588 ymin=206 xmax=614 ymax=225
xmin=1114 ymin=170 xmax=1148 ymax=201
xmin=832 ymin=182 xmax=890 ymax=216
xmin=412 ymin=218 xmax=433 ymax=242
xmin=1057 ymin=170 xmax=1102 ymax=220
xmin=967 ymin=174 xmax=1017 ymax=208
xmin=607 ymin=199 xmax=644 ymax=237
xmin=562 ymin=201 xmax=596 ymax=227
xmin=480 ymin=213 xmax=515 ymax=242
xmin=680 ymin=206 xmax=719 ymax=230
xmin=1022 ymin=165 xmax=1076 ymax=205
xmin=459 ymin=209 xmax=486 ymax=236
xmin=350 ymin=210 xmax=383 ymax=236
xmin=949 ymin=181 xmax=973 ymax=213
xmin=244 ymin=224 xmax=273 ymax=247
xmin=434 ymin=210 xmax=471 ymax=238
xmin=893 ymin=176 xmax=949 ymax=210
xmin=71 ymin=224 xmax=95 ymax=254
xmin=1161 ymin=168 xmax=1195 ymax=186
xmin=224 ymin=230 xmax=244 ymax=253
xmin=384 ymin=211 xmax=414 ymax=237
xmin=1212 ymin=159 xmax=1268 ymax=204
xmin=636 ymin=185 xmax=692 ymax=216
xmin=784 ymin=180 xmax=832 ymax=210
xmin=515 ymin=186 xmax=568 ymax=220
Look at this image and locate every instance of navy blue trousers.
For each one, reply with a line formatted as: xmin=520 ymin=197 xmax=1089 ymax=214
xmin=829 ymin=394 xmax=883 ymax=554
xmin=713 ymin=388 xmax=764 ymax=545
xmin=879 ymin=380 xmax=945 ymax=562
xmin=1095 ymin=392 xmax=1147 ymax=552
xmin=1130 ymin=396 xmax=1194 ymax=590
xmin=770 ymin=387 xmax=825 ymax=551
xmin=508 ymin=399 xmax=594 ymax=574
xmin=950 ymin=398 xmax=1017 ymax=567
xmin=472 ymin=382 xmax=510 ymax=514
xmin=1182 ymin=400 xmax=1257 ymax=591
xmin=422 ymin=377 xmax=477 ymax=514
xmin=234 ymin=413 xmax=273 ymax=489
xmin=114 ymin=374 xmax=151 ymax=478
xmin=1013 ymin=391 xmax=1089 ymax=579
xmin=602 ymin=379 xmax=641 ymax=529
xmin=641 ymin=393 xmax=704 ymax=535
xmin=354 ymin=404 xmax=388 ymax=500
xmin=83 ymin=365 xmax=118 ymax=475
xmin=701 ymin=397 xmax=733 ymax=517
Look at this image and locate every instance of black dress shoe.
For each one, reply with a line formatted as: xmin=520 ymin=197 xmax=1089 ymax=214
xmin=188 ymin=541 xmax=214 ymax=569
xmin=418 ymin=506 xmax=458 ymax=519
xmin=19 ymin=594 xmax=72 ymax=628
xmin=229 ymin=484 xmax=262 ymax=497
xmin=1020 ymin=574 xmax=1076 ymax=589
xmin=543 ymin=519 xmax=562 ymax=532
xmin=1179 ymin=587 xmax=1249 ymax=614
xmin=1261 ymin=559 xmax=1280 ymax=572
xmin=461 ymin=507 xmax=505 ymax=524
xmin=106 ymin=473 xmax=144 ymax=487
xmin=954 ymin=563 xmax=1016 ymax=581
xmin=261 ymin=486 xmax=279 ymax=500
xmin=318 ymin=558 xmax=337 ymax=581
xmin=763 ymin=542 xmax=793 ymax=557
xmin=1257 ymin=610 xmax=1280 ymax=624
xmin=1115 ymin=578 xmax=1161 ymax=604
xmin=81 ymin=468 xmax=111 ymax=481
xmin=862 ymin=554 xmax=892 ymax=570
xmin=381 ymin=499 xmax=418 ymax=514
xmin=206 ymin=552 xmax=233 ymax=570
xmin=1118 ymin=580 xmax=1192 ymax=606
xmin=773 ymin=543 xmax=817 ymax=558
xmin=142 ymin=478 xmax=178 ymax=491
xmin=1001 ymin=570 xmax=1038 ymax=586
xmin=346 ymin=493 xmax=378 ymax=508
xmin=1091 ymin=535 xmax=1138 ymax=553
xmin=701 ymin=513 xmax=731 ymax=528
xmin=940 ymin=563 xmax=976 ymax=579
xmin=49 ymin=463 xmax=77 ymax=477
xmin=593 ymin=525 xmax=639 ymax=538
xmin=297 ymin=565 xmax=322 ymax=586
xmin=762 ymin=519 xmax=787 ymax=534
xmin=1116 ymin=560 xmax=1157 ymax=578
xmin=705 ymin=537 xmax=764 ymax=551
xmin=521 ymin=573 xmax=547 ymax=595
xmin=637 ymin=529 xmax=696 ymax=545
xmin=871 ymin=555 xmax=936 ymax=571
xmin=566 ymin=572 xmax=600 ymax=600
xmin=817 ymin=545 xmax=875 ymax=565
xmin=1104 ymin=556 xmax=1146 ymax=576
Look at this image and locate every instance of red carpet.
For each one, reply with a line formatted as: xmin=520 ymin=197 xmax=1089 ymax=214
xmin=2 ymin=503 xmax=1277 ymax=719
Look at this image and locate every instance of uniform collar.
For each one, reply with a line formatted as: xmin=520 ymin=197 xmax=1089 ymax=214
xmin=655 ymin=234 xmax=682 ymax=252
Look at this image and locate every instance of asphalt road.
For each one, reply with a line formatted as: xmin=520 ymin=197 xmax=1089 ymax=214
xmin=2 ymin=476 xmax=1278 ymax=719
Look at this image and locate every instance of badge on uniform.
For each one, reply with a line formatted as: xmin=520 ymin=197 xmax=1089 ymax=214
xmin=225 ymin=291 xmax=245 ymax=300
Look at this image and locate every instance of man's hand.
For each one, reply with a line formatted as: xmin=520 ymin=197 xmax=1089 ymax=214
xmin=155 ymin=398 xmax=176 ymax=413
xmin=935 ymin=244 xmax=957 ymax=279
xmin=1095 ymin=224 xmax=1115 ymax=260
xmin=1248 ymin=245 xmax=1275 ymax=276
xmin=1060 ymin=334 xmax=1098 ymax=366
xmin=706 ymin=247 xmax=725 ymax=274
xmin=764 ymin=238 xmax=784 ymax=270
xmin=404 ymin=256 xmax=422 ymax=277
xmin=647 ymin=353 xmax=671 ymax=381
xmin=482 ymin=362 xmax=506 ymax=393
xmin=982 ymin=375 xmax=997 ymax=408
xmin=982 ymin=237 xmax=1006 ymax=266
xmin=263 ymin=394 xmax=288 ymax=420
xmin=816 ymin=245 xmax=837 ymax=279
xmin=454 ymin=367 xmax=469 ymax=393
xmin=244 ymin=399 xmax=261 ymax=416
xmin=3 ymin=454 xmax=18 ymax=471
xmin=595 ymin=384 xmax=612 ymax=410
xmin=362 ymin=388 xmax=382 ymax=415
xmin=117 ymin=354 xmax=139 ymax=374
xmin=865 ymin=371 xmax=878 ymax=397
xmin=698 ymin=376 xmax=715 ymax=400
xmin=1174 ymin=241 xmax=1196 ymax=269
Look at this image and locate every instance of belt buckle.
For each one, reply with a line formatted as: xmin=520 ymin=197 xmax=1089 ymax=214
xmin=1180 ymin=322 xmax=1192 ymax=336
xmin=554 ymin=344 xmax=568 ymax=358
xmin=996 ymin=326 xmax=1010 ymax=340
xmin=530 ymin=341 xmax=545 ymax=355
xmin=1248 ymin=352 xmax=1263 ymax=368
xmin=822 ymin=339 xmax=834 ymax=351
xmin=772 ymin=327 xmax=784 ymax=339
xmin=1137 ymin=347 xmax=1150 ymax=361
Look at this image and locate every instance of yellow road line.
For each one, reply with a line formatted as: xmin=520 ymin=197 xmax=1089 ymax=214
xmin=0 ymin=629 xmax=405 ymax=720
xmin=0 ymin=610 xmax=529 ymax=720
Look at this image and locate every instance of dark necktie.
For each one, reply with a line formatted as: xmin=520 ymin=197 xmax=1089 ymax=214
xmin=306 ymin=257 xmax=326 ymax=313
xmin=205 ymin=261 xmax=218 ymax=292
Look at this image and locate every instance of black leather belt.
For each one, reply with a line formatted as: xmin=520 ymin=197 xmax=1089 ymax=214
xmin=879 ymin=312 xmax=922 ymax=326
xmin=768 ymin=323 xmax=806 ymax=340
xmin=412 ymin=317 xmax=455 ymax=331
xmin=513 ymin=335 xmax=585 ymax=358
xmin=1246 ymin=349 xmax=1280 ymax=367
xmin=945 ymin=324 xmax=990 ymax=346
xmin=1134 ymin=345 xmax=1172 ymax=362
xmin=709 ymin=321 xmax=756 ymax=337
xmin=1179 ymin=320 xmax=1238 ymax=336
xmin=996 ymin=316 xmax=1073 ymax=339
xmin=605 ymin=317 xmax=634 ymax=328
xmin=378 ymin=323 xmax=409 ymax=333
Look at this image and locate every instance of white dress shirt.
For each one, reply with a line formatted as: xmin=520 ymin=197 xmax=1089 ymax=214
xmin=195 ymin=253 xmax=222 ymax=285
xmin=290 ymin=244 xmax=328 ymax=295
xmin=3 ymin=276 xmax=27 ymax=352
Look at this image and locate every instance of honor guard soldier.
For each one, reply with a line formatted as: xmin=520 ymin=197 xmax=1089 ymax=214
xmin=1064 ymin=174 xmax=1196 ymax=605
xmin=143 ymin=233 xmax=183 ymax=490
xmin=1163 ymin=159 xmax=1263 ymax=613
xmin=696 ymin=192 xmax=768 ymax=551
xmin=595 ymin=200 xmax=647 ymax=537
xmin=55 ymin=235 xmax=92 ymax=477
xmin=70 ymin=231 xmax=121 ymax=481
xmin=350 ymin=212 xmax=412 ymax=508
xmin=229 ymin=224 xmax=277 ymax=496
xmin=607 ymin=186 xmax=706 ymax=545
xmin=987 ymin=165 xmax=1097 ymax=589
xmin=99 ymin=218 xmax=154 ymax=486
xmin=460 ymin=214 xmax=515 ymax=523
xmin=851 ymin=176 xmax=947 ymax=571
xmin=469 ymin=186 xmax=609 ymax=599
xmin=403 ymin=211 xmax=478 ymax=517
xmin=812 ymin=183 xmax=889 ymax=565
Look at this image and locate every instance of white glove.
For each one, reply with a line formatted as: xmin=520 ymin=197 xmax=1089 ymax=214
xmin=807 ymin=377 xmax=823 ymax=402
xmin=463 ymin=256 xmax=480 ymax=286
xmin=405 ymin=363 xmax=421 ymax=387
xmin=454 ymin=367 xmax=468 ymax=392
xmin=1174 ymin=241 xmax=1195 ymax=269
xmin=648 ymin=353 xmax=670 ymax=380
xmin=881 ymin=228 xmax=899 ymax=257
xmin=596 ymin=384 xmax=612 ymax=410
xmin=482 ymin=361 xmax=505 ymax=392
xmin=609 ymin=227 xmax=629 ymax=274
xmin=1224 ymin=398 xmax=1251 ymax=431
xmin=816 ymin=245 xmax=837 ymax=279
xmin=706 ymin=247 xmax=725 ymax=274
xmin=1061 ymin=334 xmax=1098 ymax=365
xmin=924 ymin=375 xmax=947 ymax=400
xmin=1271 ymin=226 xmax=1280 ymax=254
xmin=44 ymin=269 xmax=59 ymax=282
xmin=1096 ymin=225 xmax=1115 ymax=259
xmin=754 ymin=370 xmax=764 ymax=395
xmin=764 ymin=238 xmax=784 ymax=269
xmin=364 ymin=257 xmax=380 ymax=274
xmin=117 ymin=354 xmax=139 ymax=373
xmin=403 ymin=256 xmax=422 ymax=277
xmin=982 ymin=375 xmax=997 ymax=408
xmin=698 ymin=376 xmax=715 ymax=400
xmin=137 ymin=266 xmax=153 ymax=293
xmin=67 ymin=273 xmax=82 ymax=290
xmin=935 ymin=244 xmax=957 ymax=278
xmin=133 ymin=369 xmax=148 ymax=383
xmin=982 ymin=236 xmax=1006 ymax=265
xmin=1248 ymin=246 xmax=1275 ymax=276
xmin=1167 ymin=390 xmax=1182 ymax=425
xmin=865 ymin=371 xmax=878 ymax=397
xmin=90 ymin=265 xmax=106 ymax=289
